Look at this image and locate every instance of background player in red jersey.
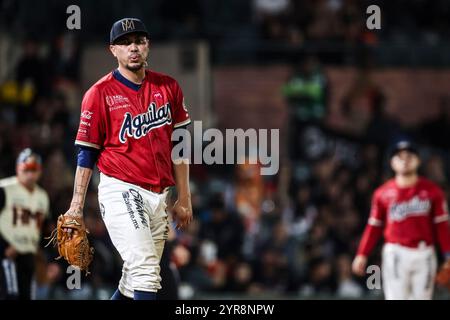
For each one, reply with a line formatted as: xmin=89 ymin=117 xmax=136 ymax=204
xmin=352 ymin=139 xmax=450 ymax=299
xmin=63 ymin=18 xmax=193 ymax=300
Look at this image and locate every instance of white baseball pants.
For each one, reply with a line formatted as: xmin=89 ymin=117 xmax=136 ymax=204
xmin=382 ymin=242 xmax=437 ymax=300
xmin=98 ymin=173 xmax=170 ymax=298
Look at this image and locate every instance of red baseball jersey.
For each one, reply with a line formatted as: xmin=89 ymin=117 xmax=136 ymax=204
xmin=75 ymin=69 xmax=191 ymax=190
xmin=357 ymin=177 xmax=450 ymax=256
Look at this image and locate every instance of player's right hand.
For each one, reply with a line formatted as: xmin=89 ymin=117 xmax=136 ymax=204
xmin=4 ymin=246 xmax=17 ymax=260
xmin=351 ymin=255 xmax=368 ymax=276
xmin=172 ymin=196 xmax=193 ymax=230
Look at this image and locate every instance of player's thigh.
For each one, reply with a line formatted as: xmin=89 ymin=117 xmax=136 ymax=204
xmin=381 ymin=245 xmax=410 ymax=299
xmin=99 ymin=193 xmax=153 ymax=261
xmin=154 ymin=239 xmax=166 ymax=263
xmin=150 ymin=215 xmax=168 ymax=262
xmin=148 ymin=198 xmax=169 ymax=254
xmin=410 ymin=251 xmax=437 ymax=300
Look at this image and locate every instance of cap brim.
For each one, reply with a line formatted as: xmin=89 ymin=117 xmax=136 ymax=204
xmin=390 ymin=147 xmax=419 ymax=158
xmin=17 ymin=162 xmax=41 ymax=171
xmin=111 ymin=30 xmax=150 ymax=44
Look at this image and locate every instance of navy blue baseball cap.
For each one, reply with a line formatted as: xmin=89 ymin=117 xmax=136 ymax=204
xmin=389 ymin=139 xmax=419 ymax=158
xmin=110 ymin=18 xmax=150 ymax=44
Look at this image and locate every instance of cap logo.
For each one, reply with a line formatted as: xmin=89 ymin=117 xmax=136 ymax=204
xmin=397 ymin=141 xmax=410 ymax=149
xmin=121 ymin=19 xmax=135 ymax=31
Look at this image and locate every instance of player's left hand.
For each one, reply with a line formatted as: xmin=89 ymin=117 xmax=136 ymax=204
xmin=172 ymin=196 xmax=193 ymax=230
xmin=62 ymin=207 xmax=84 ymax=239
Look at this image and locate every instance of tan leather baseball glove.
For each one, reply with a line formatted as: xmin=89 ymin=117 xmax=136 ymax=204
xmin=46 ymin=215 xmax=94 ymax=275
xmin=436 ymin=259 xmax=450 ymax=290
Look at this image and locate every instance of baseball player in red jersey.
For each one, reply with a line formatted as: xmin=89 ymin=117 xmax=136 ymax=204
xmin=352 ymin=139 xmax=450 ymax=299
xmin=63 ymin=18 xmax=193 ymax=300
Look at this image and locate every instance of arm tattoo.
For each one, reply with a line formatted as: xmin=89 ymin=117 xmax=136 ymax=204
xmin=69 ymin=167 xmax=93 ymax=216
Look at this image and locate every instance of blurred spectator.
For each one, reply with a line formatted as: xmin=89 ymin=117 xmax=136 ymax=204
xmin=158 ymin=224 xmax=190 ymax=300
xmin=340 ymin=65 xmax=385 ymax=137
xmin=15 ymin=38 xmax=50 ymax=122
xmin=364 ymin=91 xmax=401 ymax=148
xmin=234 ymin=160 xmax=264 ymax=235
xmin=305 ymin=0 xmax=345 ymax=41
xmin=418 ymin=96 xmax=450 ymax=150
xmin=291 ymin=183 xmax=317 ymax=221
xmin=227 ymin=262 xmax=254 ymax=293
xmin=199 ymin=195 xmax=245 ymax=261
xmin=282 ymin=55 xmax=328 ymax=125
xmin=253 ymin=0 xmax=292 ymax=41
xmin=338 ymin=0 xmax=365 ymax=44
xmin=253 ymin=220 xmax=296 ymax=293
xmin=160 ymin=0 xmax=202 ymax=39
xmin=423 ymin=153 xmax=448 ymax=186
xmin=48 ymin=33 xmax=81 ymax=83
xmin=300 ymin=256 xmax=336 ymax=296
xmin=335 ymin=254 xmax=363 ymax=298
xmin=282 ymin=55 xmax=328 ymax=161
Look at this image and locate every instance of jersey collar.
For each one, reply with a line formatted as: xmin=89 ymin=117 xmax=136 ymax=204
xmin=112 ymin=69 xmax=142 ymax=91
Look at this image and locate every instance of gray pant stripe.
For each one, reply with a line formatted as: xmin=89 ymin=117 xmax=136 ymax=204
xmin=2 ymin=259 xmax=12 ymax=294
